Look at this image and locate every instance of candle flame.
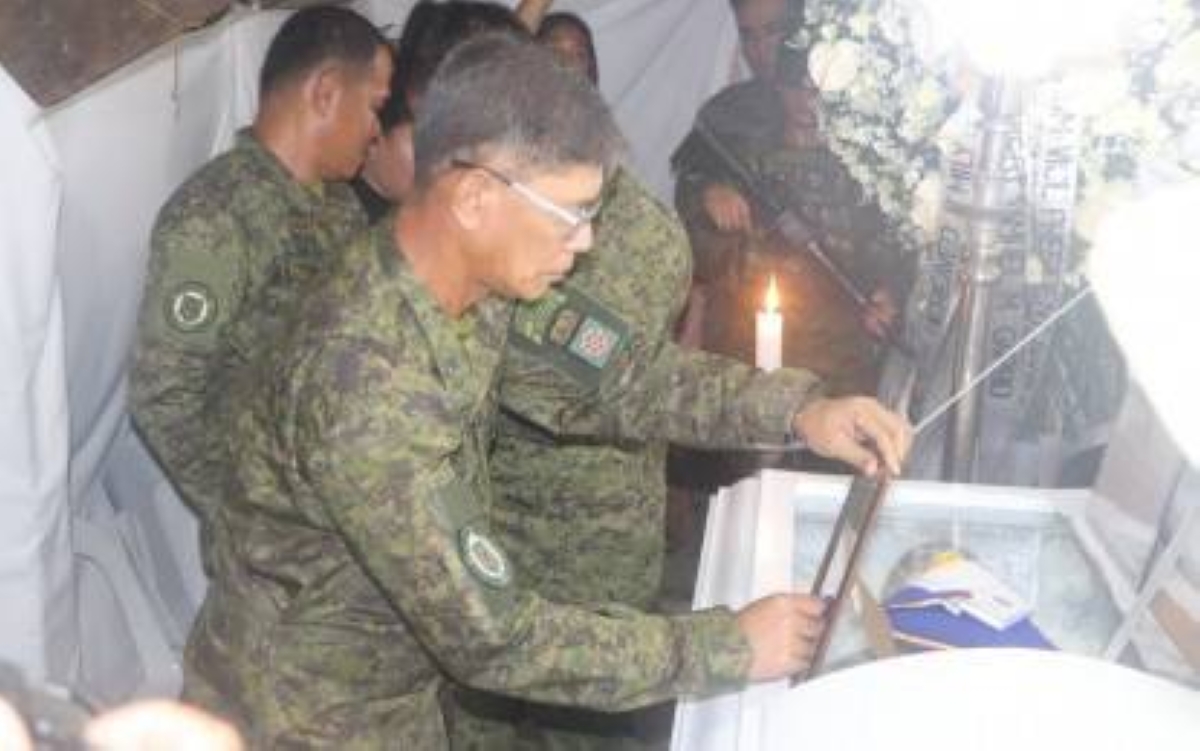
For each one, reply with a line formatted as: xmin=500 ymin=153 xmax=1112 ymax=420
xmin=764 ymin=275 xmax=780 ymax=313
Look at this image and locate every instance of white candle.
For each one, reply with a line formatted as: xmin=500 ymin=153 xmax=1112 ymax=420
xmin=755 ymin=275 xmax=783 ymax=371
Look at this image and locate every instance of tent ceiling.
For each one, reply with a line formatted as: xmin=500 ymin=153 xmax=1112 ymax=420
xmin=0 ymin=0 xmax=346 ymax=107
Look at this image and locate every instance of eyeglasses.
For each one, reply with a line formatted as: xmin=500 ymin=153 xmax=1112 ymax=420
xmin=452 ymin=159 xmax=602 ymax=240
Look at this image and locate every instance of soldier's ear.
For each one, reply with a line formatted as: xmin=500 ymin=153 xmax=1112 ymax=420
xmin=448 ymin=168 xmax=494 ymax=232
xmin=305 ymin=63 xmax=344 ymax=122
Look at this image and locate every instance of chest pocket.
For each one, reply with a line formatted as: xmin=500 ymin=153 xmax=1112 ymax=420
xmin=510 ymin=285 xmax=631 ymax=390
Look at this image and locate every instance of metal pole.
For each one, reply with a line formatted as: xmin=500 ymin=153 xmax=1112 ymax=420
xmin=946 ymin=77 xmax=1018 ymax=482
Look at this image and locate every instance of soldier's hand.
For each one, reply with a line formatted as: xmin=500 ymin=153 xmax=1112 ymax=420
xmin=736 ymin=594 xmax=826 ymax=681
xmin=794 ymin=397 xmax=912 ymax=477
xmin=703 ymin=183 xmax=753 ymax=233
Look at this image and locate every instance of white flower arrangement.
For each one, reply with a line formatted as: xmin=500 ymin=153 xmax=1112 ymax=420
xmin=799 ymin=0 xmax=1200 ymax=266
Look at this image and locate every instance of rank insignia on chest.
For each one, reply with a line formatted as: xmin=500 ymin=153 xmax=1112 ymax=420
xmin=458 ymin=526 xmax=512 ymax=589
xmin=510 ymin=284 xmax=630 ymax=388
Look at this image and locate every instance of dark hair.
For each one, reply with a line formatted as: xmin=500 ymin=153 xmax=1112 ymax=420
xmin=259 ymin=6 xmax=388 ymax=98
xmin=777 ymin=38 xmax=810 ymax=88
xmin=394 ymin=1 xmax=528 ymax=103
xmin=536 ymin=12 xmax=599 ymax=86
xmin=378 ymin=53 xmax=414 ymax=133
xmin=729 ymin=0 xmax=806 ymax=22
xmin=414 ymin=33 xmax=623 ymax=188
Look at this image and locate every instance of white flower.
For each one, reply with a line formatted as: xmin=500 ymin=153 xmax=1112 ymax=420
xmin=810 ymin=39 xmax=864 ymax=94
xmin=1092 ymin=103 xmax=1170 ymax=146
xmin=848 ymin=11 xmax=871 ymax=38
xmin=1075 ymin=181 xmax=1136 ymax=243
xmin=1060 ymin=63 xmax=1130 ymax=117
xmin=1180 ymin=122 xmax=1200 ymax=171
xmin=911 ymin=174 xmax=944 ymax=239
xmin=1155 ymin=30 xmax=1200 ymax=90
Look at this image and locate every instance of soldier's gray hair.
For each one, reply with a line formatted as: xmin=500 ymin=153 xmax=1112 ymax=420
xmin=412 ymin=33 xmax=624 ymax=188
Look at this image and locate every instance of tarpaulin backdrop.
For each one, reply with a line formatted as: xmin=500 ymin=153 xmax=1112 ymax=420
xmin=0 ymin=0 xmax=740 ymax=703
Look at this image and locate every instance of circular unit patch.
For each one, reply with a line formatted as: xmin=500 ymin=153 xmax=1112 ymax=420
xmin=167 ymin=281 xmax=218 ymax=332
xmin=458 ymin=526 xmax=512 ymax=589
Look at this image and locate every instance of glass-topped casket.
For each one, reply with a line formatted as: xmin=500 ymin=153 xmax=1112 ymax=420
xmin=671 ymin=458 xmax=1200 ymax=750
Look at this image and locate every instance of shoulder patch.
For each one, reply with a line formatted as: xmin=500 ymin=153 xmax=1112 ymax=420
xmin=458 ymin=526 xmax=512 ymax=589
xmin=166 ymin=281 xmax=218 ymax=333
xmin=510 ymin=285 xmax=630 ymax=388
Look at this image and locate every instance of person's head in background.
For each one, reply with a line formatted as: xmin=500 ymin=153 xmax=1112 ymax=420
xmin=776 ymin=39 xmax=819 ymax=132
xmin=255 ymin=5 xmax=392 ymax=182
xmin=405 ymin=32 xmax=623 ymax=305
xmin=359 ymin=1 xmax=526 ymax=207
xmin=394 ymin=1 xmax=527 ymax=110
xmin=536 ymin=12 xmax=599 ymax=86
xmin=729 ymin=0 xmax=801 ymax=82
xmin=359 ymin=71 xmax=416 ymax=203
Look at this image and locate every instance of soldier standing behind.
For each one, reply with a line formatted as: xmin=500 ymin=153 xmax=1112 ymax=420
xmin=130 ymin=6 xmax=392 ymax=527
xmin=185 ymin=34 xmax=828 ymax=748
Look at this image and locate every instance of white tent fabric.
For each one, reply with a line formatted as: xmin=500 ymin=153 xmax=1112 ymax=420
xmin=0 ymin=1 xmax=741 ymax=703
xmin=0 ymin=67 xmax=74 ymax=686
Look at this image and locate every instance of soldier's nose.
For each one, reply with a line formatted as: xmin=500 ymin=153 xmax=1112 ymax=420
xmin=566 ymin=223 xmax=594 ymax=254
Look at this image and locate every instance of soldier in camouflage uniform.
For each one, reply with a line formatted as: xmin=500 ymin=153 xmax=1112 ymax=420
xmin=184 ymin=35 xmax=835 ymax=748
xmin=129 ymin=7 xmax=391 ymax=527
xmin=447 ymin=165 xmax=859 ymax=750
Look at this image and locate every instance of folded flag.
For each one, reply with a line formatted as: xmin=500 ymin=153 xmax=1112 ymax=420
xmin=884 ymin=551 xmax=1056 ymax=651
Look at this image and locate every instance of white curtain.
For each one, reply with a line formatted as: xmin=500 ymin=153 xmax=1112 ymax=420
xmin=0 ymin=67 xmax=74 ymax=686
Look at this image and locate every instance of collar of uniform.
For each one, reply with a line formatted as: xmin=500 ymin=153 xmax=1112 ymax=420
xmin=233 ymin=128 xmax=331 ymax=215
xmin=378 ymin=227 xmax=511 ymax=412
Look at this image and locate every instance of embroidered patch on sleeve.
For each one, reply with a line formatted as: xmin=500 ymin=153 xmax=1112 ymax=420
xmin=166 ymin=281 xmax=218 ymax=333
xmin=458 ymin=526 xmax=512 ymax=589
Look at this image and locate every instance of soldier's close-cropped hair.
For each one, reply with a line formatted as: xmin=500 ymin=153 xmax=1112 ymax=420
xmin=413 ymin=33 xmax=624 ymax=188
xmin=259 ymin=6 xmax=388 ymax=98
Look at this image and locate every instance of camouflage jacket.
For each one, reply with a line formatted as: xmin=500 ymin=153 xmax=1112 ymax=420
xmin=129 ymin=130 xmax=365 ymax=524
xmin=184 ymin=222 xmax=752 ymax=749
xmin=493 ymin=170 xmax=824 ymax=610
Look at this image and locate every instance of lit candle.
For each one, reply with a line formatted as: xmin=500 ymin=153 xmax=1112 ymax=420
xmin=755 ymin=275 xmax=782 ymax=371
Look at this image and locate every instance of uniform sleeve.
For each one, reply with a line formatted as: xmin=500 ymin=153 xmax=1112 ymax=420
xmin=502 ymin=326 xmax=825 ymax=450
xmin=294 ymin=338 xmax=751 ymax=710
xmin=129 ymin=206 xmax=247 ymax=519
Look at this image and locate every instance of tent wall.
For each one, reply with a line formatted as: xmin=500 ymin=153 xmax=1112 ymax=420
xmin=0 ymin=1 xmax=740 ymax=703
xmin=0 ymin=67 xmax=74 ymax=687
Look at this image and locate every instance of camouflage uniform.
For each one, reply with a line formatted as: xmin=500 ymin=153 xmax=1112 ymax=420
xmin=130 ymin=129 xmax=365 ymax=524
xmin=445 ymin=172 xmax=824 ymax=749
xmin=673 ymin=79 xmax=910 ymax=394
xmin=183 ymin=221 xmax=753 ymax=749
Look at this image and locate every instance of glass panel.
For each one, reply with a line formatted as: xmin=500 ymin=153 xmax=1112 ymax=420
xmin=792 ymin=494 xmax=1122 ymax=672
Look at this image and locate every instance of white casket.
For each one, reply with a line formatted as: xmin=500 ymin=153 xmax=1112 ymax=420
xmin=671 ymin=470 xmax=1200 ymax=750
